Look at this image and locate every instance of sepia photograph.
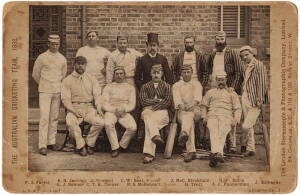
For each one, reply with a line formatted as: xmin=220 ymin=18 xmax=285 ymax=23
xmin=28 ymin=3 xmax=270 ymax=172
xmin=2 ymin=1 xmax=297 ymax=193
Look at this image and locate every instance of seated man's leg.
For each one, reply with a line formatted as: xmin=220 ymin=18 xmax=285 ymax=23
xmin=104 ymin=112 xmax=119 ymax=151
xmin=118 ymin=113 xmax=137 ymax=150
xmin=142 ymin=109 xmax=169 ymax=162
xmin=217 ymin=116 xmax=232 ymax=156
xmin=66 ymin=112 xmax=85 ymax=150
xmin=85 ymin=107 xmax=105 ymax=149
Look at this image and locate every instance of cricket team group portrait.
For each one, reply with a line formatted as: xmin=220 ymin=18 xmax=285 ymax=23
xmin=28 ymin=4 xmax=270 ymax=171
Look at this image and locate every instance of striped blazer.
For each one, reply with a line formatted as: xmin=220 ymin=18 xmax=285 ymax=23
xmin=171 ymin=50 xmax=208 ymax=87
xmin=206 ymin=47 xmax=244 ymax=95
xmin=243 ymin=58 xmax=269 ymax=107
xmin=139 ymin=80 xmax=172 ymax=111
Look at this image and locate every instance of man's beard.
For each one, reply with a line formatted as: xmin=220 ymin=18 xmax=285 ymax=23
xmin=185 ymin=45 xmax=194 ymax=52
xmin=217 ymin=83 xmax=225 ymax=88
xmin=215 ymin=41 xmax=226 ymax=52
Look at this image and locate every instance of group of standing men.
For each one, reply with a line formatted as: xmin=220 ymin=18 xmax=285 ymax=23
xmin=32 ymin=30 xmax=268 ymax=167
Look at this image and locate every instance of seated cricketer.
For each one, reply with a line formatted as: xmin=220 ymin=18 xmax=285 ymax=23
xmin=172 ymin=64 xmax=203 ymax=163
xmin=102 ymin=66 xmax=137 ymax=158
xmin=61 ymin=56 xmax=105 ymax=156
xmin=140 ymin=64 xmax=173 ymax=164
xmin=201 ymin=71 xmax=242 ymax=167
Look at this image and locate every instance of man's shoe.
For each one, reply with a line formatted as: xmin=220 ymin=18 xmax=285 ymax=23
xmin=151 ymin=135 xmax=164 ymax=147
xmin=215 ymin=152 xmax=225 ymax=163
xmin=143 ymin=154 xmax=154 ymax=164
xmin=184 ymin=152 xmax=196 ymax=163
xmin=241 ymin=146 xmax=247 ymax=153
xmin=229 ymin=147 xmax=237 ymax=154
xmin=47 ymin=144 xmax=62 ymax=151
xmin=111 ymin=149 xmax=120 ymax=158
xmin=79 ymin=147 xmax=87 ymax=156
xmin=87 ymin=146 xmax=94 ymax=155
xmin=39 ymin=147 xmax=47 ymax=156
xmin=119 ymin=147 xmax=127 ymax=153
xmin=209 ymin=153 xmax=218 ymax=168
xmin=178 ymin=131 xmax=189 ymax=147
xmin=244 ymin=150 xmax=255 ymax=157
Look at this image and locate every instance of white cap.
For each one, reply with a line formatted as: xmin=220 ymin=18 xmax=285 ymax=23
xmin=216 ymin=71 xmax=227 ymax=78
xmin=48 ymin=34 xmax=60 ymax=43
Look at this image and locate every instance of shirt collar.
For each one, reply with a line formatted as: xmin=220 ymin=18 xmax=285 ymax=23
xmin=117 ymin=48 xmax=130 ymax=54
xmin=148 ymin=52 xmax=157 ymax=58
xmin=247 ymin=58 xmax=256 ymax=67
xmin=72 ymin=71 xmax=85 ymax=78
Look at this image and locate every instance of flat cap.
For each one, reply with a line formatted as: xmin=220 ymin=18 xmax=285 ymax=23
xmin=181 ymin=64 xmax=193 ymax=71
xmin=216 ymin=71 xmax=227 ymax=78
xmin=216 ymin=31 xmax=226 ymax=38
xmin=151 ymin=64 xmax=162 ymax=71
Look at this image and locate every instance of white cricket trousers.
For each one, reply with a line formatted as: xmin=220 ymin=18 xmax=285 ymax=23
xmin=38 ymin=92 xmax=61 ymax=149
xmin=66 ymin=104 xmax=104 ymax=149
xmin=105 ymin=112 xmax=137 ymax=150
xmin=207 ymin=116 xmax=232 ymax=155
xmin=142 ymin=109 xmax=169 ymax=157
xmin=241 ymin=93 xmax=261 ymax=152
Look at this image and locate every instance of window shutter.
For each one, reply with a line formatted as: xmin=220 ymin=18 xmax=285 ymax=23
xmin=218 ymin=6 xmax=248 ymax=38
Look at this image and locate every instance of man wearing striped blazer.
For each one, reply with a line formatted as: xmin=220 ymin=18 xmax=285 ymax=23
xmin=139 ymin=64 xmax=173 ymax=164
xmin=239 ymin=45 xmax=269 ymax=157
xmin=205 ymin=31 xmax=244 ymax=153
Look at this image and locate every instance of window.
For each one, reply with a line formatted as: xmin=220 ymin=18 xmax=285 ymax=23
xmin=218 ymin=5 xmax=249 ymax=46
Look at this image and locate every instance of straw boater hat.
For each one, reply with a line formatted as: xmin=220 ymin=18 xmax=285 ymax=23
xmin=48 ymin=34 xmax=60 ymax=43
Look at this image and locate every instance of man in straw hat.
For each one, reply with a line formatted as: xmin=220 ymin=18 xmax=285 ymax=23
xmin=172 ymin=64 xmax=203 ymax=162
xmin=134 ymin=33 xmax=173 ymax=91
xmin=139 ymin=64 xmax=173 ymax=163
xmin=205 ymin=30 xmax=244 ymax=153
xmin=106 ymin=35 xmax=142 ymax=87
xmin=61 ymin=56 xmax=105 ymax=157
xmin=76 ymin=31 xmax=111 ymax=90
xmin=239 ymin=45 xmax=269 ymax=157
xmin=201 ymin=71 xmax=242 ymax=167
xmin=102 ymin=66 xmax=137 ymax=158
xmin=32 ymin=34 xmax=67 ymax=155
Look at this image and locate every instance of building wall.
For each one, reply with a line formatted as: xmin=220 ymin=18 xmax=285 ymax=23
xmin=64 ymin=4 xmax=270 ymax=138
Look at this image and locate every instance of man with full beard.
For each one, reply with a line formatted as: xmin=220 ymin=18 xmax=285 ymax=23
xmin=172 ymin=35 xmax=208 ymax=86
xmin=205 ymin=31 xmax=244 ymax=153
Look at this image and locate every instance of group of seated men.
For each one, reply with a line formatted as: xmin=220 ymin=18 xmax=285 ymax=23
xmin=32 ymin=31 xmax=268 ymax=167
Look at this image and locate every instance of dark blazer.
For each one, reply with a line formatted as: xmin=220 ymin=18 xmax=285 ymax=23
xmin=134 ymin=53 xmax=173 ymax=91
xmin=172 ymin=50 xmax=208 ymax=87
xmin=206 ymin=47 xmax=244 ymax=95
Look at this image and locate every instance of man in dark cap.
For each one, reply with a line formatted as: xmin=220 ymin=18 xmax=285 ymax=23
xmin=134 ymin=33 xmax=173 ymax=90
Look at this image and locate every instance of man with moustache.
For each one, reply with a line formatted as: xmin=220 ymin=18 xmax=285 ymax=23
xmin=61 ymin=56 xmax=105 ymax=156
xmin=32 ymin=34 xmax=67 ymax=155
xmin=206 ymin=31 xmax=244 ymax=153
xmin=239 ymin=46 xmax=269 ymax=157
xmin=172 ymin=35 xmax=208 ymax=86
xmin=173 ymin=64 xmax=203 ymax=162
xmin=102 ymin=66 xmax=137 ymax=158
xmin=106 ymin=36 xmax=142 ymax=87
xmin=140 ymin=64 xmax=173 ymax=164
xmin=134 ymin=33 xmax=173 ymax=90
xmin=76 ymin=31 xmax=111 ymax=89
xmin=201 ymin=71 xmax=242 ymax=167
